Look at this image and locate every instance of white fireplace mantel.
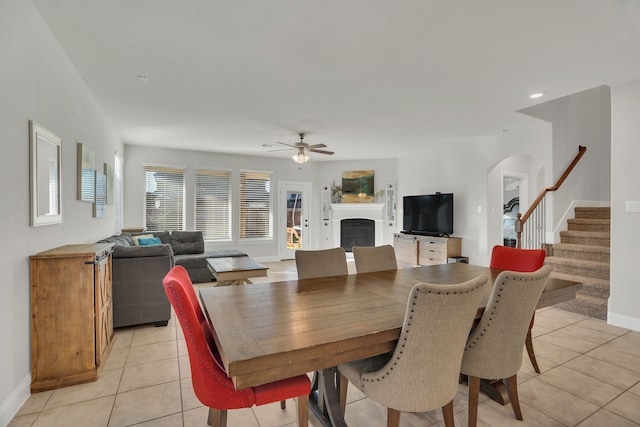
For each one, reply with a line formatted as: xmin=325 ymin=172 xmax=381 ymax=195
xmin=330 ymin=203 xmax=385 ymax=247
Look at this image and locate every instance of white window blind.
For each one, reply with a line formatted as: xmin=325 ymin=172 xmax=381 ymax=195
xmin=239 ymin=171 xmax=272 ymax=239
xmin=114 ymin=154 xmax=123 ymax=233
xmin=144 ymin=165 xmax=185 ymax=232
xmin=195 ymin=169 xmax=231 ymax=240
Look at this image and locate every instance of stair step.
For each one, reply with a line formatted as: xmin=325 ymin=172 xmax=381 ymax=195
xmin=550 ymin=271 xmax=610 ymax=288
xmin=580 ymin=282 xmax=610 ymax=299
xmin=559 ymin=230 xmax=610 ymax=247
xmin=574 ymin=207 xmax=610 ymax=220
xmin=553 ymin=294 xmax=607 ymax=321
xmin=567 ymin=218 xmax=610 ymax=232
xmin=548 ymin=206 xmax=610 ymax=321
xmin=551 ymin=243 xmax=610 ymax=262
xmin=546 ymin=257 xmax=610 ymax=280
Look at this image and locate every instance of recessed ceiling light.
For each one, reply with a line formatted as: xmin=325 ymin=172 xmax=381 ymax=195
xmin=137 ymin=75 xmax=148 ymax=83
xmin=529 ymin=92 xmax=544 ymax=99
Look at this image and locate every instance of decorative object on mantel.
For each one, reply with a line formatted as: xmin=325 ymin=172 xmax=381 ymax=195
xmin=331 ymin=181 xmax=342 ymax=203
xmin=322 ymin=184 xmax=331 ymax=227
xmin=385 ymin=181 xmax=397 ymax=227
xmin=341 ymin=170 xmax=374 ymax=203
xmin=77 ymin=142 xmax=95 ymax=202
xmin=30 ymin=120 xmax=62 ymax=226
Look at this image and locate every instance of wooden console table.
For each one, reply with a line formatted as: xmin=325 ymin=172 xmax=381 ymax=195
xmin=30 ymin=243 xmax=115 ymax=392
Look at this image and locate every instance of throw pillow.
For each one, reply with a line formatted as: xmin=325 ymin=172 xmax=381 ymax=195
xmin=132 ymin=234 xmax=155 ymax=246
xmin=137 ymin=237 xmax=162 ymax=246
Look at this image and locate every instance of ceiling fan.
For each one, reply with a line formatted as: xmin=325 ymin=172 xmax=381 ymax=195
xmin=270 ymin=133 xmax=334 ymax=163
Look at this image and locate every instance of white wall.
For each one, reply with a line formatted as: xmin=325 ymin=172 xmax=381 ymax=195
xmin=397 ymin=126 xmax=553 ymax=266
xmin=0 ymin=0 xmax=123 ymax=423
xmin=519 ymin=85 xmax=612 ymax=223
xmin=609 ymin=78 xmax=640 ymax=331
xmin=123 ymin=145 xmax=398 ymax=259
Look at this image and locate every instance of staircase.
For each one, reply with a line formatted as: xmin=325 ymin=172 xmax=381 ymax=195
xmin=545 ymin=207 xmax=610 ymax=320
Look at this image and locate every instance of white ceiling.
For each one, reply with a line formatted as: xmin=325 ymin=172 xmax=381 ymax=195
xmin=32 ymin=0 xmax=640 ymax=161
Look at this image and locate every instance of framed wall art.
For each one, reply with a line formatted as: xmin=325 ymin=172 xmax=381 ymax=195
xmin=93 ymin=170 xmax=107 ymax=218
xmin=104 ymin=162 xmax=114 ymax=205
xmin=341 ymin=170 xmax=375 ymax=203
xmin=30 ymin=120 xmax=62 ymax=226
xmin=77 ymin=143 xmax=95 ymax=202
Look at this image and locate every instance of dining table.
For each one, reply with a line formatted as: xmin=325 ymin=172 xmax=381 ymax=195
xmin=199 ymin=262 xmax=581 ymax=427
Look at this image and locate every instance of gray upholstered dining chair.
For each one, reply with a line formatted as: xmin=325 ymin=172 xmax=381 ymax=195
xmin=338 ymin=275 xmax=489 ymax=427
xmin=352 ymin=245 xmax=398 ymax=273
xmin=295 ymin=247 xmax=348 ymax=279
xmin=461 ymin=265 xmax=551 ymax=427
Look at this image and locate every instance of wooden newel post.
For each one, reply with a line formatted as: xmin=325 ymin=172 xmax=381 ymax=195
xmin=515 ymin=213 xmax=522 ymax=249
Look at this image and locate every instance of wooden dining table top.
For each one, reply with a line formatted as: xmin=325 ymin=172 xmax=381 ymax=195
xmin=199 ymin=262 xmax=581 ymax=390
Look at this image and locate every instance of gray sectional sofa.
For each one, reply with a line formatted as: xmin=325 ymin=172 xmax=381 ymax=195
xmin=99 ymin=230 xmax=247 ymax=328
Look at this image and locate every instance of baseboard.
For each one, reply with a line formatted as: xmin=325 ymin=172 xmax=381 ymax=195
xmin=0 ymin=374 xmax=31 ymax=427
xmin=607 ymin=298 xmax=640 ymax=331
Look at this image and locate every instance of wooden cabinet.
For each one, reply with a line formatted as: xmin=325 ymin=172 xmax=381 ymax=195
xmin=393 ymin=233 xmax=462 ymax=267
xmin=30 ymin=243 xmax=114 ymax=392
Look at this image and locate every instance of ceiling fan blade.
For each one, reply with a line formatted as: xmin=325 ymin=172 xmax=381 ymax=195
xmin=309 ymin=143 xmax=327 ymax=149
xmin=275 ymin=141 xmax=296 ymax=148
xmin=268 ymin=147 xmax=296 ymax=152
xmin=308 ymin=148 xmax=334 ymax=155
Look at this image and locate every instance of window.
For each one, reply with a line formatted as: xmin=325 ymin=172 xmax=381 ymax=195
xmin=239 ymin=171 xmax=272 ymax=239
xmin=144 ymin=165 xmax=185 ymax=231
xmin=195 ymin=169 xmax=231 ymax=240
xmin=114 ymin=153 xmax=123 ymax=233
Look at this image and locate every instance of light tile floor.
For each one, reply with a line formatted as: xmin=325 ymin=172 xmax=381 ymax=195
xmin=10 ymin=260 xmax=640 ymax=426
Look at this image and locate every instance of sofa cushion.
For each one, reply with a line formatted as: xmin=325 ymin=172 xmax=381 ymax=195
xmin=132 ymin=234 xmax=155 ymax=246
xmin=152 ymin=231 xmax=171 ymax=245
xmin=171 ymin=231 xmax=205 ymax=255
xmin=138 ymin=237 xmax=162 ymax=246
xmin=98 ymin=234 xmax=133 ymax=247
xmin=112 ymin=244 xmax=173 ymax=259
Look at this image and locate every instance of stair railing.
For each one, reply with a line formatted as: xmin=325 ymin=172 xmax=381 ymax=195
xmin=516 ymin=146 xmax=587 ymax=249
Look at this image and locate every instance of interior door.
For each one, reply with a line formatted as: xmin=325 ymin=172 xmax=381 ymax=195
xmin=502 ymin=173 xmax=527 ymax=247
xmin=278 ymin=182 xmax=311 ymax=260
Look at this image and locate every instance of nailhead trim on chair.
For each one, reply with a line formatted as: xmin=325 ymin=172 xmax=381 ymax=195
xmin=465 ymin=274 xmax=535 ymax=350
xmin=362 ymin=280 xmax=487 ymax=383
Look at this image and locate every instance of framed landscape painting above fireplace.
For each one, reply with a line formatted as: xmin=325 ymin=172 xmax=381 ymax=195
xmin=341 ymin=170 xmax=374 ymax=203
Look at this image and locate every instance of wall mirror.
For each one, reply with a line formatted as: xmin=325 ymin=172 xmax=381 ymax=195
xmin=30 ymin=120 xmax=62 ymax=226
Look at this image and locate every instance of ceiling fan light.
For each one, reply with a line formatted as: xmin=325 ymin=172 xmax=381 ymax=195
xmin=292 ymin=152 xmax=310 ymax=163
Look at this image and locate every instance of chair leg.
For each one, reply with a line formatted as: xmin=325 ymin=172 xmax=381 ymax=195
xmin=338 ymin=371 xmax=348 ymax=417
xmin=208 ymin=408 xmax=227 ymax=427
xmin=281 ymin=400 xmax=286 ymax=410
xmin=467 ymin=376 xmax=481 ymax=427
xmin=387 ymin=407 xmax=401 ymax=427
xmin=506 ymin=375 xmax=523 ymax=420
xmin=442 ymin=400 xmax=455 ymax=427
xmin=297 ymin=394 xmax=309 ymax=427
xmin=525 ymin=327 xmax=541 ymax=373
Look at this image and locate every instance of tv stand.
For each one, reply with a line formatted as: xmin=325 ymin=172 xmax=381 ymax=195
xmin=393 ymin=233 xmax=462 ymax=267
xmin=401 ymin=231 xmax=450 ymax=238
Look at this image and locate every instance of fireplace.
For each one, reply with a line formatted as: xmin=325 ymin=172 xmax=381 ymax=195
xmin=330 ymin=203 xmax=384 ymax=248
xmin=340 ymin=218 xmax=375 ymax=252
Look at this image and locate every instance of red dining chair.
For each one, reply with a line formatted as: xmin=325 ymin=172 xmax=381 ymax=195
xmin=489 ymin=245 xmax=546 ymax=373
xmin=163 ymin=266 xmax=311 ymax=427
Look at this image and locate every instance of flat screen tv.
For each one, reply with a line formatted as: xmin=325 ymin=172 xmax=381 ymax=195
xmin=402 ymin=193 xmax=454 ymax=237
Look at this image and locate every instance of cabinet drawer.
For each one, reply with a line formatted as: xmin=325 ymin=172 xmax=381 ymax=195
xmin=418 ymin=246 xmax=447 ymax=265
